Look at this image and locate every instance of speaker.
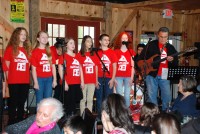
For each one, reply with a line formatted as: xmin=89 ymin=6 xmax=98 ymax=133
xmin=194 ymin=42 xmax=200 ymax=59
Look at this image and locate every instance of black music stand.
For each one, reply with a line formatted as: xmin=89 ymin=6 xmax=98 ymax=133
xmin=167 ymin=66 xmax=199 ymax=99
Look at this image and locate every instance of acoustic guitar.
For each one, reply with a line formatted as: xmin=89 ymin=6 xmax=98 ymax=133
xmin=137 ymin=47 xmax=197 ymax=76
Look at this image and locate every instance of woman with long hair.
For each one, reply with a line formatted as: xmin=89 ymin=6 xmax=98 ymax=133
xmin=114 ymin=32 xmax=136 ymax=107
xmin=78 ymin=35 xmax=98 ymax=115
xmin=4 ymin=27 xmax=31 ymax=125
xmin=31 ymin=31 xmax=57 ymax=104
xmin=101 ymin=93 xmax=134 ymax=134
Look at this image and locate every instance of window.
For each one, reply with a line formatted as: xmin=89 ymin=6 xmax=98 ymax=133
xmin=41 ymin=18 xmax=100 ymax=52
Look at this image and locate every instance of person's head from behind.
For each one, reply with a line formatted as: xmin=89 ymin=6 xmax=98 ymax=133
xmin=80 ymin=35 xmax=94 ymax=56
xmin=63 ymin=115 xmax=86 ymax=134
xmin=99 ymin=34 xmax=110 ymax=48
xmin=137 ymin=43 xmax=145 ymax=55
xmin=101 ymin=93 xmax=134 ymax=133
xmin=151 ymin=113 xmax=181 ymax=134
xmin=157 ymin=27 xmax=169 ymax=45
xmin=179 ymin=75 xmax=197 ymax=93
xmin=36 ymin=98 xmax=64 ymax=127
xmin=140 ymin=102 xmax=160 ymax=126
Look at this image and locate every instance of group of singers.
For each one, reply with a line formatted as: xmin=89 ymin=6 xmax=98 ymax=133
xmin=3 ymin=26 xmax=178 ymax=125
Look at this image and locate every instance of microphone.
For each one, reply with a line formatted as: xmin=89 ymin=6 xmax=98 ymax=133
xmin=0 ymin=36 xmax=3 ymax=39
xmin=122 ymin=41 xmax=130 ymax=46
xmin=92 ymin=48 xmax=101 ymax=51
xmin=148 ymin=38 xmax=152 ymax=42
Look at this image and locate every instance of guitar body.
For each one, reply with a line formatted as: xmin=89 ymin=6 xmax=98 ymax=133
xmin=136 ymin=47 xmax=197 ymax=76
xmin=137 ymin=54 xmax=159 ymax=75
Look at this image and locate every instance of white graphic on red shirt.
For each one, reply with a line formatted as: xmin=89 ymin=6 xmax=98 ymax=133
xmin=71 ymin=59 xmax=80 ymax=76
xmin=15 ymin=51 xmax=28 ymax=71
xmin=118 ymin=55 xmax=128 ymax=71
xmin=41 ymin=53 xmax=50 ymax=72
xmin=101 ymin=54 xmax=110 ymax=71
xmin=83 ymin=56 xmax=94 ymax=74
xmin=161 ymin=50 xmax=167 ymax=64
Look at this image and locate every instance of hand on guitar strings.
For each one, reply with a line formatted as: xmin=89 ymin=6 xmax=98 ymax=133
xmin=167 ymin=56 xmax=174 ymax=62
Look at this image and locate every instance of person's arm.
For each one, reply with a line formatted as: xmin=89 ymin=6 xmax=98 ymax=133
xmin=5 ymin=115 xmax=35 ymax=134
xmin=130 ymin=58 xmax=135 ymax=85
xmin=80 ymin=65 xmax=84 ymax=89
xmin=58 ymin=64 xmax=68 ymax=91
xmin=5 ymin=60 xmax=10 ymax=81
xmin=52 ymin=64 xmax=57 ymax=88
xmin=108 ymin=62 xmax=116 ymax=89
xmin=95 ymin=65 xmax=99 ymax=89
xmin=31 ymin=65 xmax=39 ymax=90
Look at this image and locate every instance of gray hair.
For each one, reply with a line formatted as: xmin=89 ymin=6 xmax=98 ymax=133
xmin=180 ymin=75 xmax=197 ymax=92
xmin=37 ymin=98 xmax=64 ymax=122
xmin=158 ymin=27 xmax=169 ymax=33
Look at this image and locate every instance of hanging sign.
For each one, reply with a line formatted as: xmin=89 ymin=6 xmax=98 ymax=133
xmin=162 ymin=9 xmax=173 ymax=19
xmin=10 ymin=0 xmax=25 ymax=23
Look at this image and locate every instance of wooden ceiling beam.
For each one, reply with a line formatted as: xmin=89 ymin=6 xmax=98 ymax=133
xmin=40 ymin=12 xmax=105 ymax=22
xmin=111 ymin=9 xmax=138 ymax=44
xmin=0 ymin=15 xmax=14 ymax=33
xmin=53 ymin=0 xmax=106 ymax=6
xmin=111 ymin=0 xmax=182 ymax=9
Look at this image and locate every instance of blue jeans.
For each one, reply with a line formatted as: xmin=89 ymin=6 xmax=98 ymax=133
xmin=146 ymin=75 xmax=171 ymax=111
xmin=95 ymin=77 xmax=113 ymax=116
xmin=35 ymin=77 xmax=53 ymax=104
xmin=116 ymin=77 xmax=131 ymax=107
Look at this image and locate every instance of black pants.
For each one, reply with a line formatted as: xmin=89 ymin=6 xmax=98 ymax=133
xmin=64 ymin=84 xmax=82 ymax=116
xmin=8 ymin=84 xmax=29 ymax=125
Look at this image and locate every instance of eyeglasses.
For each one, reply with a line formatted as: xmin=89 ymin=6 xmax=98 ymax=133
xmin=158 ymin=36 xmax=168 ymax=39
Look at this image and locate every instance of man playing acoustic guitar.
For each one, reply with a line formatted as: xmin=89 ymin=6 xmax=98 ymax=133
xmin=137 ymin=27 xmax=178 ymax=111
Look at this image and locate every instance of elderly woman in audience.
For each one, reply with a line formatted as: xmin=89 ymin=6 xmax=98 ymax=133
xmin=151 ymin=113 xmax=181 ymax=134
xmin=4 ymin=98 xmax=64 ymax=134
xmin=134 ymin=102 xmax=160 ymax=134
xmin=171 ymin=75 xmax=200 ymax=117
xmin=101 ymin=93 xmax=134 ymax=134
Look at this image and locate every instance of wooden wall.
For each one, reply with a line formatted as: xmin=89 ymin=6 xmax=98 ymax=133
xmin=0 ymin=0 xmax=29 ymax=56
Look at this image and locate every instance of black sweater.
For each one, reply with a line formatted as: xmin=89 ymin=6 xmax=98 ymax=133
xmin=137 ymin=40 xmax=178 ymax=77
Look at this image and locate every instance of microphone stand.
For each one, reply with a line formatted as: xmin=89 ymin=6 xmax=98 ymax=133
xmin=0 ymin=57 xmax=3 ymax=132
xmin=94 ymin=49 xmax=110 ymax=111
xmin=124 ymin=44 xmax=137 ymax=101
xmin=61 ymin=43 xmax=66 ymax=106
xmin=142 ymin=38 xmax=152 ymax=102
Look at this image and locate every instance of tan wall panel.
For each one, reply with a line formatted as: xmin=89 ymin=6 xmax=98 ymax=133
xmin=40 ymin=0 xmax=103 ymax=18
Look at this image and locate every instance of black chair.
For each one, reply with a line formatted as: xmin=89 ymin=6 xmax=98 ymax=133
xmin=82 ymin=108 xmax=96 ymax=134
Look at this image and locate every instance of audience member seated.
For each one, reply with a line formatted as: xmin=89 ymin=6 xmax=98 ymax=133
xmin=181 ymin=117 xmax=200 ymax=134
xmin=171 ymin=75 xmax=200 ymax=117
xmin=101 ymin=93 xmax=134 ymax=134
xmin=62 ymin=115 xmax=86 ymax=134
xmin=4 ymin=98 xmax=64 ymax=134
xmin=135 ymin=102 xmax=160 ymax=134
xmin=151 ymin=113 xmax=181 ymax=134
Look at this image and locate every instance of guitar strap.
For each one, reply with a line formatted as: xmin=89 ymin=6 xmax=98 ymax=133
xmin=160 ymin=43 xmax=167 ymax=55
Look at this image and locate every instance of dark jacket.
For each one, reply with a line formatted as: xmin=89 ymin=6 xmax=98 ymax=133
xmin=137 ymin=40 xmax=178 ymax=77
xmin=5 ymin=115 xmax=61 ymax=134
xmin=182 ymin=118 xmax=200 ymax=134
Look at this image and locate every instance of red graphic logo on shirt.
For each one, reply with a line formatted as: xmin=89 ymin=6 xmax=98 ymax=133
xmin=118 ymin=55 xmax=129 ymax=71
xmin=40 ymin=53 xmax=50 ymax=72
xmin=71 ymin=59 xmax=80 ymax=76
xmin=83 ymin=56 xmax=94 ymax=74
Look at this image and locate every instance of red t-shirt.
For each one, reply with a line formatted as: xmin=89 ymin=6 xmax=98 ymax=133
xmin=31 ymin=48 xmax=55 ymax=78
xmin=97 ymin=48 xmax=118 ymax=78
xmin=4 ymin=46 xmax=30 ymax=84
xmin=115 ymin=49 xmax=136 ymax=77
xmin=58 ymin=53 xmax=81 ymax=84
xmin=50 ymin=46 xmax=60 ymax=61
xmin=157 ymin=43 xmax=168 ymax=76
xmin=77 ymin=52 xmax=98 ymax=84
